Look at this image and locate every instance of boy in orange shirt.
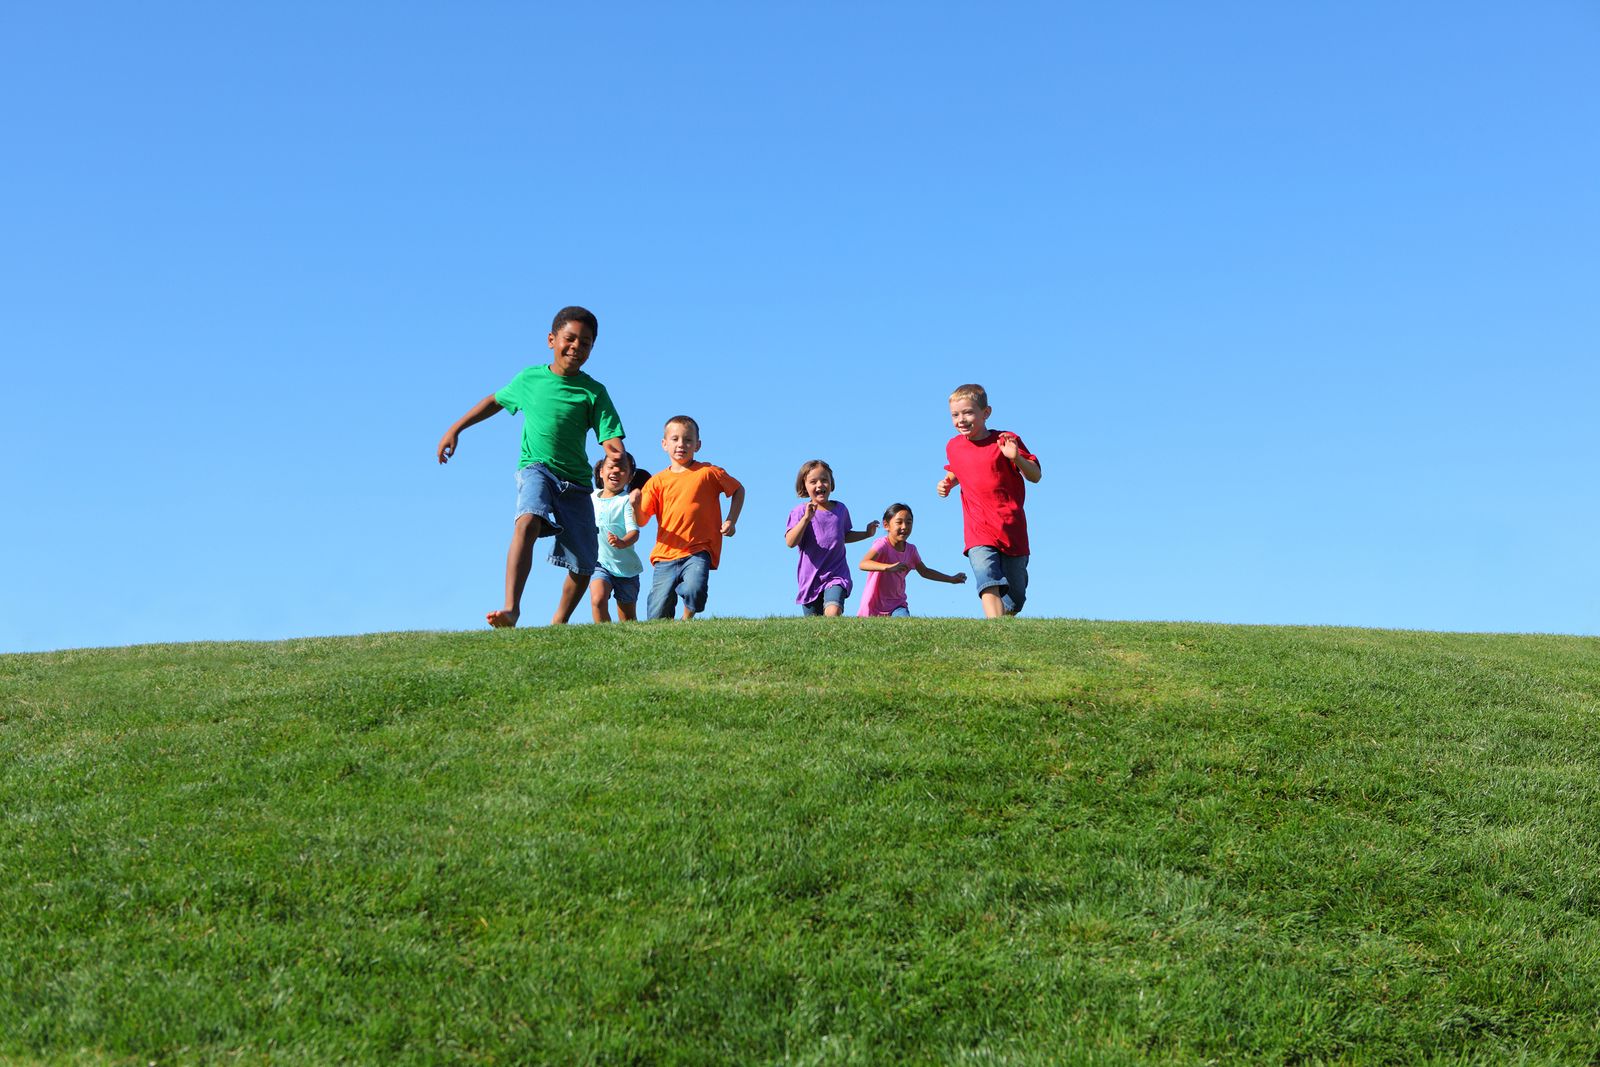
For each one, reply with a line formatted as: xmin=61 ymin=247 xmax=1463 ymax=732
xmin=635 ymin=415 xmax=745 ymax=620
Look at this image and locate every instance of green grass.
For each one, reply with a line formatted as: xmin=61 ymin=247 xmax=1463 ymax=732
xmin=4 ymin=619 xmax=1600 ymax=1064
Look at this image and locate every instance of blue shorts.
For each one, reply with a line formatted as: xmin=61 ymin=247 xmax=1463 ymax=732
xmin=800 ymin=583 xmax=847 ymax=616
xmin=967 ymin=545 xmax=1029 ymax=614
xmin=591 ymin=567 xmax=641 ymax=606
xmin=515 ymin=463 xmax=599 ymax=576
xmin=648 ymin=552 xmax=711 ymax=619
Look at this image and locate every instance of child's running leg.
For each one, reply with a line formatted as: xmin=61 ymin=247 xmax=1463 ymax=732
xmin=966 ymin=546 xmax=1010 ymax=620
xmin=489 ymin=513 xmax=545 ymax=628
xmin=551 ymin=571 xmax=585 ymax=625
xmin=589 ymin=575 xmax=613 ymax=623
xmin=675 ymin=552 xmax=711 ymax=620
xmin=647 ymin=561 xmax=680 ymax=620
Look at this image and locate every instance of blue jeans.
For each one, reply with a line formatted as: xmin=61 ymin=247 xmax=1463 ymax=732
xmin=514 ymin=463 xmax=599 ymax=575
xmin=800 ymin=584 xmax=847 ymax=616
xmin=591 ymin=567 xmax=641 ymax=605
xmin=648 ymin=552 xmax=711 ymax=619
xmin=966 ymin=545 xmax=1029 ymax=614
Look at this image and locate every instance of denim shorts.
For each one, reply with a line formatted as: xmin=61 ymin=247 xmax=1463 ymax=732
xmin=648 ymin=551 xmax=711 ymax=619
xmin=515 ymin=463 xmax=599 ymax=576
xmin=966 ymin=545 xmax=1029 ymax=614
xmin=800 ymin=583 xmax=847 ymax=616
xmin=591 ymin=567 xmax=641 ymax=605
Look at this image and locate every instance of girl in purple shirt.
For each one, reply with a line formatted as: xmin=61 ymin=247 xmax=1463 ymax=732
xmin=857 ymin=503 xmax=967 ymax=617
xmin=784 ymin=460 xmax=878 ymax=616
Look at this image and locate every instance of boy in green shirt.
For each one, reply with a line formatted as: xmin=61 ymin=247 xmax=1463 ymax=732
xmin=437 ymin=306 xmax=626 ymax=627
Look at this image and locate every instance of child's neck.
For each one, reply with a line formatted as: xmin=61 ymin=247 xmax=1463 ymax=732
xmin=966 ymin=428 xmax=994 ymax=444
xmin=813 ymin=498 xmax=834 ymax=509
xmin=598 ymin=486 xmax=624 ymax=498
xmin=669 ymin=459 xmax=696 ymax=473
xmin=888 ymin=536 xmax=909 ymax=550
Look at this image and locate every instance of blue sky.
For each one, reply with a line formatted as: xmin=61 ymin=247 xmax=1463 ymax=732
xmin=4 ymin=2 xmax=1597 ymax=652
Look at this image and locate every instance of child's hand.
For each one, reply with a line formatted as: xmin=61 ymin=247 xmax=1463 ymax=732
xmin=864 ymin=520 xmax=879 ymax=536
xmin=952 ymin=573 xmax=968 ymax=584
xmin=888 ymin=562 xmax=910 ymax=575
xmin=936 ymin=475 xmax=957 ymax=497
xmin=628 ymin=488 xmax=642 ymax=512
xmin=997 ymin=433 xmax=1019 ymax=461
xmin=803 ymin=502 xmax=817 ymax=520
xmin=436 ymin=431 xmax=459 ymax=464
xmin=606 ymin=532 xmax=623 ymax=548
xmin=722 ymin=519 xmax=737 ymax=537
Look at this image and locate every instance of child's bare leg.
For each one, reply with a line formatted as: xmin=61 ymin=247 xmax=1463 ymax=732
xmin=824 ymin=602 xmax=843 ymax=617
xmin=980 ymin=590 xmax=1006 ymax=618
xmin=681 ymin=606 xmax=695 ymax=620
xmin=489 ymin=514 xmax=543 ymax=628
xmin=618 ymin=602 xmax=638 ymax=622
xmin=589 ymin=578 xmax=612 ymax=623
xmin=551 ymin=571 xmax=585 ymax=625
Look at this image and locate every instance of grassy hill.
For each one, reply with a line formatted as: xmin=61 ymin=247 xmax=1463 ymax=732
xmin=4 ymin=619 xmax=1599 ymax=1064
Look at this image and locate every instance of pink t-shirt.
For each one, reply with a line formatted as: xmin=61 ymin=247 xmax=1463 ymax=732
xmin=857 ymin=538 xmax=923 ymax=616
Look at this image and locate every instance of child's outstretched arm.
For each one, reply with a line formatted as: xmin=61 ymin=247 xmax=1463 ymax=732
xmin=722 ymin=485 xmax=745 ymax=537
xmin=915 ymin=561 xmax=968 ymax=585
xmin=437 ymin=395 xmax=503 ymax=464
xmin=844 ymin=520 xmax=880 ymax=544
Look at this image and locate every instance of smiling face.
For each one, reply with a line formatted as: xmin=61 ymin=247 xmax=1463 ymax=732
xmin=547 ymin=320 xmax=596 ymax=376
xmin=599 ymin=454 xmax=633 ymax=494
xmin=884 ymin=508 xmax=913 ymax=546
xmin=802 ymin=465 xmax=834 ymax=505
xmin=661 ymin=420 xmax=701 ymax=469
xmin=949 ymin=395 xmax=992 ymax=441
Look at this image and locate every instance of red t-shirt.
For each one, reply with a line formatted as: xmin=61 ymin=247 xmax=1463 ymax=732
xmin=944 ymin=431 xmax=1037 ymax=556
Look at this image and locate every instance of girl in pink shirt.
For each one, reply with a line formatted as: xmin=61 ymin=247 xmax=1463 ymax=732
xmin=857 ymin=503 xmax=967 ymax=617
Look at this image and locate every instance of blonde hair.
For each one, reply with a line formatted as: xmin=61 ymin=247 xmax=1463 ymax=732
xmin=795 ymin=459 xmax=835 ymax=497
xmin=949 ymin=383 xmax=988 ymax=407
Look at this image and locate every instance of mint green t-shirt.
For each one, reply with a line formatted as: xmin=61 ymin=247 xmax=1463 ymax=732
xmin=494 ymin=366 xmax=625 ymax=484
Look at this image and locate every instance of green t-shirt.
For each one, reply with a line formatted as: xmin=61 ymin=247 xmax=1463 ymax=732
xmin=494 ymin=366 xmax=625 ymax=483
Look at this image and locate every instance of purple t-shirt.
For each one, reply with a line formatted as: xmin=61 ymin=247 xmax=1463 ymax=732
xmin=787 ymin=501 xmax=854 ymax=605
xmin=857 ymin=537 xmax=922 ymax=616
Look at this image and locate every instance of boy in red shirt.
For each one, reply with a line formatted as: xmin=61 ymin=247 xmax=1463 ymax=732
xmin=635 ymin=415 xmax=746 ymax=620
xmin=936 ymin=383 xmax=1042 ymax=618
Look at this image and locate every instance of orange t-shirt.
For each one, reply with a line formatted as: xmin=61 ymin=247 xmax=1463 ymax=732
xmin=637 ymin=462 xmax=744 ymax=568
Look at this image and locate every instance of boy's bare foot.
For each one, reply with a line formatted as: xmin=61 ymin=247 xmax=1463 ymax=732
xmin=486 ymin=609 xmax=520 ymax=628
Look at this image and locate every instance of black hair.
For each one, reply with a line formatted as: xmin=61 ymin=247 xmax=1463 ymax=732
xmin=552 ymin=305 xmax=599 ymax=341
xmin=628 ymin=467 xmax=651 ymax=492
xmin=883 ymin=502 xmax=913 ymax=523
xmin=592 ymin=449 xmax=637 ymax=489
